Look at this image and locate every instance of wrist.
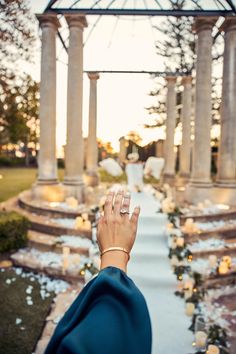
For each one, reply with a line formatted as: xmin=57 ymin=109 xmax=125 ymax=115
xmin=100 ymin=250 xmax=129 ymax=273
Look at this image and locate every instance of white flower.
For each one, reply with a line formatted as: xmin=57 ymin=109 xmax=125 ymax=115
xmin=161 ymin=197 xmax=176 ymax=214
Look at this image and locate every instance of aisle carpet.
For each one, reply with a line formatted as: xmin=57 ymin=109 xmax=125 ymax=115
xmin=128 ymin=191 xmax=193 ymax=354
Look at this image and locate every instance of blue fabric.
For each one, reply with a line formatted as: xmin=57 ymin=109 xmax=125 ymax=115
xmin=44 ymin=266 xmax=152 ymax=354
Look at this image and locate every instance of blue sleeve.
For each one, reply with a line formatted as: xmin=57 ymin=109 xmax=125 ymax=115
xmin=44 ymin=266 xmax=152 ymax=354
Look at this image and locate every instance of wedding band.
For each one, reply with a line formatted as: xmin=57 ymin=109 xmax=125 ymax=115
xmin=120 ymin=208 xmax=130 ymax=215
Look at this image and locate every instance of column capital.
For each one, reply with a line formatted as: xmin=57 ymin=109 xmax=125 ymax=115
xmin=36 ymin=13 xmax=61 ymax=30
xmin=192 ymin=17 xmax=217 ymax=33
xmin=65 ymin=14 xmax=88 ymax=29
xmin=166 ymin=76 xmax=177 ymax=85
xmin=87 ymin=72 xmax=100 ymax=80
xmin=219 ymin=16 xmax=236 ymax=32
xmin=182 ymin=76 xmax=192 ymax=85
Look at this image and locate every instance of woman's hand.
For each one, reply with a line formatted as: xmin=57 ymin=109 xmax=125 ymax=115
xmin=97 ymin=190 xmax=140 ymax=272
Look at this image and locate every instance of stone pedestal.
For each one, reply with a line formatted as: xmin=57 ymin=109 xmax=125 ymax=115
xmin=163 ymin=76 xmax=177 ymax=185
xmin=36 ymin=14 xmax=60 ymax=186
xmin=119 ymin=137 xmax=127 ymax=163
xmin=85 ymin=72 xmax=99 ymax=187
xmin=216 ymin=18 xmax=236 ymax=188
xmin=179 ymin=76 xmax=192 ymax=183
xmin=63 ymin=15 xmax=87 ymax=201
xmin=186 ymin=18 xmax=216 ymax=203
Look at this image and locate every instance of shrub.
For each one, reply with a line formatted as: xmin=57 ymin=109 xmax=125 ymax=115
xmin=0 ymin=211 xmax=30 ymax=253
xmin=98 ymin=168 xmax=127 ymax=183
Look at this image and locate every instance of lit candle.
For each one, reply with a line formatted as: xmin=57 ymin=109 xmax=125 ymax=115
xmin=65 ymin=197 xmax=78 ymax=208
xmin=195 ymin=331 xmax=207 ymax=349
xmin=83 ymin=220 xmax=92 ymax=230
xmin=176 ymin=237 xmax=185 ymax=247
xmin=208 ymin=255 xmax=218 ymax=268
xmin=222 ymin=255 xmax=231 ymax=268
xmin=218 ymin=261 xmax=228 ymax=274
xmin=185 ymin=302 xmax=195 ymax=316
xmin=82 ymin=212 xmax=89 ymax=221
xmin=62 ymin=246 xmax=70 ymax=274
xmin=74 ymin=216 xmax=84 ymax=229
xmin=184 ymin=279 xmax=194 ymax=291
xmin=207 ymin=344 xmax=220 ymax=354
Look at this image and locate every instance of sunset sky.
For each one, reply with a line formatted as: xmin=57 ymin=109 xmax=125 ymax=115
xmin=29 ymin=0 xmax=166 ymax=154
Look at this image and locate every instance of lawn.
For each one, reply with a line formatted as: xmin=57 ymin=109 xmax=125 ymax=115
xmin=0 ymin=168 xmax=64 ymax=202
xmin=0 ymin=268 xmax=55 ymax=354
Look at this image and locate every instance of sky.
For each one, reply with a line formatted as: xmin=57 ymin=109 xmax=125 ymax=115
xmin=28 ymin=0 xmax=166 ymax=154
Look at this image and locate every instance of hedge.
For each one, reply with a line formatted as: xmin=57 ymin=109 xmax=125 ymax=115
xmin=0 ymin=211 xmax=30 ymax=253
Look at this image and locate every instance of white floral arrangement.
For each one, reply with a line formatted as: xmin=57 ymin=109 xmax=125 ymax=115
xmin=161 ymin=197 xmax=176 ymax=214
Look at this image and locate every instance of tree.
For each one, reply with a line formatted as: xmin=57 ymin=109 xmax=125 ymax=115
xmin=146 ymin=0 xmax=223 ymax=132
xmin=0 ymin=74 xmax=39 ymax=164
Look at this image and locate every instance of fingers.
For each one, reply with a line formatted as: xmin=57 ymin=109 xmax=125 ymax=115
xmin=130 ymin=206 xmax=141 ymax=226
xmin=113 ymin=190 xmax=124 ymax=216
xmin=104 ymin=191 xmax=114 ymax=217
xmin=121 ymin=192 xmax=131 ymax=219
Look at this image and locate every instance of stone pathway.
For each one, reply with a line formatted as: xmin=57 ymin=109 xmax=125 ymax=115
xmin=128 ymin=191 xmax=193 ymax=354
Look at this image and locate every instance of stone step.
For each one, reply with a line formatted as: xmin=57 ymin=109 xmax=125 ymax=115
xmin=180 ymin=208 xmax=236 ymax=225
xmin=18 ymin=190 xmax=96 ymax=221
xmin=2 ymin=197 xmax=92 ymax=239
xmin=28 ymin=231 xmax=90 ymax=256
xmin=184 ymin=225 xmax=236 ymax=243
xmin=10 ymin=248 xmax=86 ymax=284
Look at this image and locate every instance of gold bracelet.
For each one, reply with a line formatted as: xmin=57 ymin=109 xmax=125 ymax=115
xmin=100 ymin=247 xmax=130 ymax=261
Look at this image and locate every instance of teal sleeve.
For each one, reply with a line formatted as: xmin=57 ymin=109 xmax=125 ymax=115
xmin=45 ymin=266 xmax=152 ymax=354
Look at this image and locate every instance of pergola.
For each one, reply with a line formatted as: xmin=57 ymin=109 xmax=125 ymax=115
xmin=35 ymin=0 xmax=236 ymax=205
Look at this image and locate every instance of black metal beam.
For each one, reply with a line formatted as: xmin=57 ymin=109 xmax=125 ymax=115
xmin=47 ymin=8 xmax=235 ymax=16
xmin=44 ymin=0 xmax=59 ymax=12
xmin=224 ymin=0 xmax=236 ymax=13
xmin=83 ymin=70 xmax=189 ymax=76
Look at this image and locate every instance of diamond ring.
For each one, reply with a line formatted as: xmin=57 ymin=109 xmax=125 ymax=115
xmin=120 ymin=208 xmax=130 ymax=215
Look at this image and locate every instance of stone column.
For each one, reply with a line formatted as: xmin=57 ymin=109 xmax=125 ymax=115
xmin=119 ymin=137 xmax=127 ymax=163
xmin=63 ymin=15 xmax=87 ymax=200
xmin=190 ymin=18 xmax=216 ymax=187
xmin=179 ymin=76 xmax=192 ymax=180
xmin=163 ymin=76 xmax=177 ymax=184
xmin=36 ymin=14 xmax=60 ymax=184
xmin=155 ymin=140 xmax=164 ymax=158
xmin=217 ymin=18 xmax=236 ymax=186
xmin=85 ymin=72 xmax=100 ymax=186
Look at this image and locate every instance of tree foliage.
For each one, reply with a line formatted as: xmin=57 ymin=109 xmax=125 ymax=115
xmin=146 ymin=0 xmax=223 ymax=130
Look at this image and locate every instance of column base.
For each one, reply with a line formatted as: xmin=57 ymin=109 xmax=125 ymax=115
xmin=189 ymin=178 xmax=212 ymax=188
xmin=176 ymin=173 xmax=190 ymax=186
xmin=37 ymin=178 xmax=58 ymax=185
xmin=63 ymin=178 xmax=85 ymax=202
xmin=32 ymin=182 xmax=65 ymax=202
xmin=185 ymin=183 xmax=212 ymax=204
xmin=215 ymin=179 xmax=236 ymax=188
xmin=163 ymin=173 xmax=175 ymax=186
xmin=84 ymin=170 xmax=99 ymax=187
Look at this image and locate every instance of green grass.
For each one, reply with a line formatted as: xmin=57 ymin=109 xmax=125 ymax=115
xmin=0 ymin=268 xmax=54 ymax=354
xmin=0 ymin=168 xmax=64 ymax=202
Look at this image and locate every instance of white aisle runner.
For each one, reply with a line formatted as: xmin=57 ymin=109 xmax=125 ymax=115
xmin=128 ymin=191 xmax=193 ymax=354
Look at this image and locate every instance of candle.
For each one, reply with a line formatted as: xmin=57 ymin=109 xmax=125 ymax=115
xmin=183 ymin=218 xmax=198 ymax=233
xmin=83 ymin=220 xmax=92 ymax=230
xmin=74 ymin=216 xmax=83 ymax=229
xmin=208 ymin=255 xmax=218 ymax=268
xmin=176 ymin=237 xmax=185 ymax=247
xmin=219 ymin=261 xmax=228 ymax=274
xmin=207 ymin=344 xmax=220 ymax=354
xmin=222 ymin=255 xmax=231 ymax=268
xmin=185 ymin=302 xmax=195 ymax=316
xmin=195 ymin=331 xmax=207 ymax=349
xmin=65 ymin=197 xmax=78 ymax=208
xmin=184 ymin=279 xmax=194 ymax=291
xmin=71 ymin=254 xmax=80 ymax=266
xmin=82 ymin=212 xmax=89 ymax=221
xmin=62 ymin=246 xmax=70 ymax=274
